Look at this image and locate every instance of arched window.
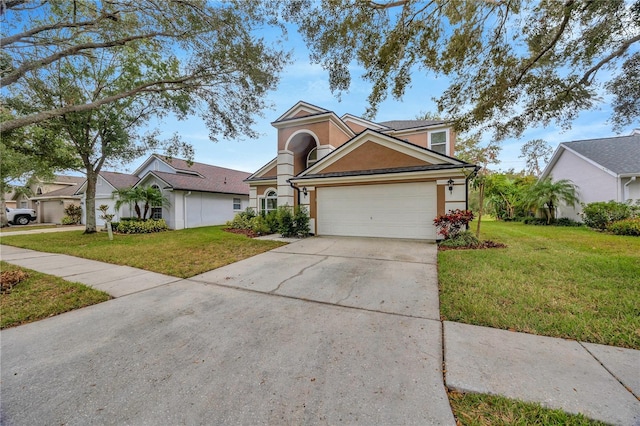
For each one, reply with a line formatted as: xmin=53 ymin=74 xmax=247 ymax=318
xmin=261 ymin=190 xmax=277 ymax=214
xmin=36 ymin=187 xmax=43 ymax=195
xmin=307 ymin=147 xmax=318 ymax=168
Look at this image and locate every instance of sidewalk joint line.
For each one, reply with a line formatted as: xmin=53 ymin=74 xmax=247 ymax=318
xmin=579 ymin=341 xmax=640 ymax=400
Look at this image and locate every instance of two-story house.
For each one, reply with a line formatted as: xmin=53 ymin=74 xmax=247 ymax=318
xmin=246 ymin=101 xmax=476 ymax=240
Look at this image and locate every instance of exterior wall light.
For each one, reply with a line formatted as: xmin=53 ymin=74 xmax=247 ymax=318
xmin=302 ymin=187 xmax=308 ymax=196
xmin=447 ymin=179 xmax=454 ymax=194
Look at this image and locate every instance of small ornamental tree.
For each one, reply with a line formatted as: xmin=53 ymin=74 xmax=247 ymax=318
xmin=433 ymin=210 xmax=474 ymax=240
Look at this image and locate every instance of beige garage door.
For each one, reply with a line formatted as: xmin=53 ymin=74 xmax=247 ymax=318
xmin=316 ymin=182 xmax=437 ymax=239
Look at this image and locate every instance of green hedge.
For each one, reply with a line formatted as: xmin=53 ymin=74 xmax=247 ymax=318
xmin=115 ymin=219 xmax=169 ymax=234
xmin=607 ymin=218 xmax=640 ymax=236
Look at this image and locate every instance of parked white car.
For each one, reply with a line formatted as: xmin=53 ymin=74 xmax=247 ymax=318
xmin=6 ymin=207 xmax=37 ymax=225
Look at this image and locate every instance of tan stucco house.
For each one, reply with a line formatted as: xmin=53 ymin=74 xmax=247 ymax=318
xmin=12 ymin=175 xmax=85 ymax=224
xmin=246 ymin=101 xmax=476 ymax=240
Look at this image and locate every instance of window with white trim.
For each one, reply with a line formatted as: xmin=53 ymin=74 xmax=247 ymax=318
xmin=429 ymin=130 xmax=448 ymax=155
xmin=233 ymin=198 xmax=241 ymax=210
xmin=261 ymin=190 xmax=277 ymax=214
xmin=151 ymin=207 xmax=162 ymax=219
xmin=307 ymin=147 xmax=318 ymax=168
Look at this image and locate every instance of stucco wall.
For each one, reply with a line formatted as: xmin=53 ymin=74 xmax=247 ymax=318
xmin=548 ymin=150 xmax=618 ymax=219
xmin=183 ymin=192 xmax=248 ymax=228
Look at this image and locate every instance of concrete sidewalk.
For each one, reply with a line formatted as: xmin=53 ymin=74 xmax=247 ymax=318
xmin=1 ymin=242 xmax=639 ymax=425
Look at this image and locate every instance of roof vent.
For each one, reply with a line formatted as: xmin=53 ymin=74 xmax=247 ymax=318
xmin=224 ymin=177 xmax=227 ymax=184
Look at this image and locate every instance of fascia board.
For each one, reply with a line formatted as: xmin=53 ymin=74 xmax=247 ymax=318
xmin=271 ymin=112 xmax=356 ymax=138
xmin=247 ymin=157 xmax=277 ymax=180
xmin=341 ymin=114 xmax=389 ymax=130
xmin=134 ymin=171 xmax=173 ymax=189
xmin=298 ymin=130 xmax=463 ymax=177
xmin=291 ymin=168 xmax=471 ymax=186
xmin=273 ymin=101 xmax=329 ymax=122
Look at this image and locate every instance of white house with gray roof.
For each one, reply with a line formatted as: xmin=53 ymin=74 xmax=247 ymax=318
xmin=540 ymin=130 xmax=640 ymax=220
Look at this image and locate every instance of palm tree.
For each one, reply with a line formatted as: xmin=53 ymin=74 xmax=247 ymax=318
xmin=113 ymin=187 xmax=145 ymax=219
xmin=524 ymin=177 xmax=580 ymax=224
xmin=140 ymin=186 xmax=170 ymax=220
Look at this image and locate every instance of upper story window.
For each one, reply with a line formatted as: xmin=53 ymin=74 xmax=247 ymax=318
xmin=36 ymin=187 xmax=43 ymax=195
xmin=429 ymin=130 xmax=448 ymax=155
xmin=307 ymin=147 xmax=318 ymax=168
xmin=233 ymin=198 xmax=241 ymax=210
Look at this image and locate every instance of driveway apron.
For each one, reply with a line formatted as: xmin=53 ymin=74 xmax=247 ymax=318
xmin=1 ymin=237 xmax=452 ymax=425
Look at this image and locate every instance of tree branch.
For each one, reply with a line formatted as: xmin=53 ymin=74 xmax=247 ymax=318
xmin=1 ymin=15 xmax=116 ymax=47
xmin=579 ymin=34 xmax=640 ymax=85
xmin=1 ymin=31 xmax=171 ymax=87
xmin=512 ymin=0 xmax=574 ymax=87
xmin=1 ymin=75 xmax=198 ymax=133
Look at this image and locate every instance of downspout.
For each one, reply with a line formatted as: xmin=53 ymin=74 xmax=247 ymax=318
xmin=288 ymin=179 xmax=301 ymax=207
xmin=623 ymin=176 xmax=637 ymax=201
xmin=183 ymin=191 xmax=191 ymax=229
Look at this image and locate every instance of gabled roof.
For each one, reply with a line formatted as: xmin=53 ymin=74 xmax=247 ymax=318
xmin=542 ymin=133 xmax=640 ymax=179
xmin=137 ymin=163 xmax=251 ymax=196
xmin=245 ymin=157 xmax=277 ymax=182
xmin=75 ymin=171 xmax=139 ymax=194
xmin=378 ymin=119 xmax=447 ymax=131
xmin=31 ymin=185 xmax=82 ymax=199
xmin=295 ymin=128 xmax=471 ymax=179
xmin=273 ymin=101 xmax=329 ymax=122
xmin=50 ymin=175 xmax=86 ymax=186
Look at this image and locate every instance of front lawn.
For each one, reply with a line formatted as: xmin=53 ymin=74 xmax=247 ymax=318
xmin=1 ymin=262 xmax=111 ymax=328
xmin=439 ymin=221 xmax=640 ymax=349
xmin=449 ymin=392 xmax=605 ymax=425
xmin=0 ymin=226 xmax=285 ymax=278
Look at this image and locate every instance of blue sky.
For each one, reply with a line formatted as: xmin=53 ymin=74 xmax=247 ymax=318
xmin=127 ymin=24 xmax=637 ymax=175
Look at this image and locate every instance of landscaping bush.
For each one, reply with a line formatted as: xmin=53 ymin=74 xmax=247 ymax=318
xmin=439 ymin=231 xmax=480 ymax=248
xmin=226 ymin=206 xmax=309 ymax=237
xmin=115 ymin=219 xmax=169 ymax=234
xmin=61 ymin=216 xmax=76 ymax=225
xmin=433 ymin=209 xmax=474 ymax=239
xmin=522 ymin=217 xmax=548 ymax=226
xmin=63 ymin=204 xmax=82 ymax=224
xmin=554 ymin=217 xmax=583 ymax=227
xmin=581 ymin=201 xmax=632 ymax=230
xmin=607 ymin=218 xmax=640 ymax=236
xmin=250 ymin=215 xmax=272 ymax=235
xmin=276 ymin=206 xmax=296 ymax=237
xmin=293 ymin=206 xmax=310 ymax=237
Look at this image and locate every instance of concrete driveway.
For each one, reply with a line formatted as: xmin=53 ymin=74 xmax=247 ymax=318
xmin=1 ymin=237 xmax=453 ymax=425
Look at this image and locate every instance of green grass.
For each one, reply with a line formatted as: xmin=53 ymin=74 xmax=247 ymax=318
xmin=439 ymin=221 xmax=640 ymax=349
xmin=0 ymin=226 xmax=285 ymax=278
xmin=1 ymin=262 xmax=111 ymax=329
xmin=448 ymin=392 xmax=606 ymax=425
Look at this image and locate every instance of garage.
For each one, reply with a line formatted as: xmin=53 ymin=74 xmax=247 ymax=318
xmin=316 ymin=182 xmax=437 ymax=239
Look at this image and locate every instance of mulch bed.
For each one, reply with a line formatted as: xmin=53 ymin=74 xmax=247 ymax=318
xmin=438 ymin=240 xmax=507 ymax=251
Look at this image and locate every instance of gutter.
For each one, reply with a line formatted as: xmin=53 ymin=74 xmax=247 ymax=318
xmin=288 ymin=179 xmax=301 ymax=207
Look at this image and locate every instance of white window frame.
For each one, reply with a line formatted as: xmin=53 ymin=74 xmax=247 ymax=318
xmin=428 ymin=130 xmax=449 ymax=156
xmin=260 ymin=189 xmax=277 ymax=214
xmin=307 ymin=147 xmax=318 ymax=168
xmin=233 ymin=198 xmax=242 ymax=210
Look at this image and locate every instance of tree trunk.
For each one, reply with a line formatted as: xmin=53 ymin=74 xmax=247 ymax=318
xmin=84 ymin=168 xmax=98 ymax=234
xmin=475 ymin=182 xmax=485 ymax=238
xmin=0 ymin=195 xmax=8 ymax=227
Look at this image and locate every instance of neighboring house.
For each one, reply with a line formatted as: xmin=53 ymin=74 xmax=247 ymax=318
xmin=540 ymin=130 xmax=640 ymax=220
xmin=76 ymin=155 xmax=250 ymax=229
xmin=246 ymin=101 xmax=476 ymax=240
xmin=76 ymin=171 xmax=140 ymax=227
xmin=12 ymin=175 xmax=85 ymax=224
xmin=132 ymin=155 xmax=250 ymax=229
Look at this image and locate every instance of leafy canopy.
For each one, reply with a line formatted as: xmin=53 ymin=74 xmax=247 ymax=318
xmin=286 ymin=0 xmax=640 ymax=139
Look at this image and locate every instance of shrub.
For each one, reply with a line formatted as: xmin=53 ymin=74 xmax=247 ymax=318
xmin=607 ymin=218 xmax=640 ymax=236
xmin=581 ymin=201 xmax=632 ymax=230
xmin=522 ymin=217 xmax=548 ymax=226
xmin=438 ymin=231 xmax=479 ymax=247
xmin=276 ymin=206 xmax=296 ymax=237
xmin=115 ymin=219 xmax=169 ymax=234
xmin=293 ymin=206 xmax=310 ymax=237
xmin=433 ymin=209 xmax=474 ymax=239
xmin=554 ymin=217 xmax=583 ymax=227
xmin=250 ymin=215 xmax=271 ymax=235
xmin=63 ymin=204 xmax=82 ymax=224
xmin=61 ymin=216 xmax=76 ymax=225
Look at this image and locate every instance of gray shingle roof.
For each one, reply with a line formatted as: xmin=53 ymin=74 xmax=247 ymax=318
xmin=378 ymin=119 xmax=446 ymax=130
xmin=100 ymin=171 xmax=140 ymax=190
xmin=150 ymin=156 xmax=250 ymax=195
xmin=563 ymin=134 xmax=640 ymax=175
